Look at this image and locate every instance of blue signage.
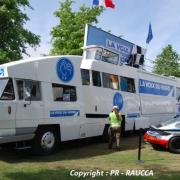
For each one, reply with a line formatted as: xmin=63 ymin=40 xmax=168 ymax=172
xmin=85 ymin=25 xmax=134 ymax=63
xmin=0 ymin=68 xmax=4 ymax=77
xmin=127 ymin=113 xmax=140 ymax=118
xmin=50 ymin=110 xmax=80 ymax=117
xmin=139 ymin=79 xmax=175 ymax=97
xmin=113 ymin=92 xmax=123 ymax=111
xmin=56 ymin=58 xmax=74 ymax=82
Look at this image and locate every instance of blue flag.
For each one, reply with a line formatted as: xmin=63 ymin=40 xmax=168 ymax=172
xmin=146 ymin=23 xmax=153 ymax=44
xmin=93 ymin=0 xmax=99 ymax=6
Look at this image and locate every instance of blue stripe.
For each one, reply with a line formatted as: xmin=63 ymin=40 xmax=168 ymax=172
xmin=50 ymin=110 xmax=80 ymax=118
xmin=139 ymin=79 xmax=174 ymax=97
xmin=127 ymin=113 xmax=140 ymax=118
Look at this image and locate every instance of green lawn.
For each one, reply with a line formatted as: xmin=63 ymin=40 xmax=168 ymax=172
xmin=0 ymin=136 xmax=180 ymax=180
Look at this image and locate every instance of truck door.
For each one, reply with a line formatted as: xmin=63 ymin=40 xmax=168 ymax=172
xmin=15 ymin=79 xmax=44 ymax=135
xmin=0 ymin=78 xmax=16 ymax=136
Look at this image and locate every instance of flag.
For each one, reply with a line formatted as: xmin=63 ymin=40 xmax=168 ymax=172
xmin=146 ymin=23 xmax=153 ymax=44
xmin=93 ymin=0 xmax=115 ymax=8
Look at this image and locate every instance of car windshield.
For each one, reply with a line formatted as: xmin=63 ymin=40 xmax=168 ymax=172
xmin=161 ymin=116 xmax=180 ymax=126
xmin=0 ymin=79 xmax=8 ymax=97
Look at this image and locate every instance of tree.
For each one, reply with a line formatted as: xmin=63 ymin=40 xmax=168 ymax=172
xmin=0 ymin=0 xmax=40 ymax=64
xmin=50 ymin=0 xmax=103 ymax=56
xmin=153 ymin=45 xmax=180 ymax=77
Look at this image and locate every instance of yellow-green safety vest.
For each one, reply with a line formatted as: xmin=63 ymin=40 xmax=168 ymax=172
xmin=109 ymin=112 xmax=122 ymax=128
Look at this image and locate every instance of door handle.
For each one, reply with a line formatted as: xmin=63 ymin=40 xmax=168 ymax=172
xmin=8 ymin=106 xmax=11 ymax=114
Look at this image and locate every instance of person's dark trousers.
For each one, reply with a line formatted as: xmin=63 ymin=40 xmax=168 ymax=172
xmin=108 ymin=127 xmax=121 ymax=149
xmin=108 ymin=127 xmax=115 ymax=149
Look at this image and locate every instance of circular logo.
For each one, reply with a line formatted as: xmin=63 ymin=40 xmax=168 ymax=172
xmin=113 ymin=92 xmax=123 ymax=111
xmin=56 ymin=58 xmax=74 ymax=82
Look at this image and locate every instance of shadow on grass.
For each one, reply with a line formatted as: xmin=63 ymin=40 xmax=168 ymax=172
xmin=0 ymin=135 xmax=142 ymax=163
xmin=3 ymin=168 xmax=180 ymax=180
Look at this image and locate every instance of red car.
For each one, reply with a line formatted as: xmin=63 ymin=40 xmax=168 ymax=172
xmin=144 ymin=116 xmax=180 ymax=153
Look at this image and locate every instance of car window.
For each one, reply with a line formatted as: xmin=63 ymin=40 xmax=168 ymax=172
xmin=175 ymin=122 xmax=180 ymax=128
xmin=161 ymin=116 xmax=180 ymax=126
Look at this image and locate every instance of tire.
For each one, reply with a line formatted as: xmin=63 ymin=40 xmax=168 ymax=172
xmin=168 ymin=137 xmax=180 ymax=153
xmin=32 ymin=127 xmax=59 ymax=155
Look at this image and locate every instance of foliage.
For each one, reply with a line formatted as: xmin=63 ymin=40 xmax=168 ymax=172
xmin=50 ymin=0 xmax=103 ymax=56
xmin=0 ymin=0 xmax=40 ymax=64
xmin=153 ymin=45 xmax=180 ymax=77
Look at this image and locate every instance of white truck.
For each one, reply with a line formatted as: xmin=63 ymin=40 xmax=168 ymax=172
xmin=0 ymin=46 xmax=179 ymax=154
xmin=0 ymin=24 xmax=179 ymax=154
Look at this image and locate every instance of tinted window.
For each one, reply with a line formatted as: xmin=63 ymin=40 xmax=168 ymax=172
xmin=16 ymin=79 xmax=41 ymax=101
xmin=92 ymin=71 xmax=101 ymax=87
xmin=81 ymin=69 xmax=90 ymax=85
xmin=176 ymin=88 xmax=180 ymax=102
xmin=52 ymin=84 xmax=77 ymax=102
xmin=16 ymin=80 xmax=24 ymax=100
xmin=102 ymin=49 xmax=119 ymax=65
xmin=102 ymin=73 xmax=119 ymax=90
xmin=175 ymin=123 xmax=180 ymax=128
xmin=86 ymin=48 xmax=102 ymax=60
xmin=25 ymin=80 xmax=41 ymax=101
xmin=0 ymin=78 xmax=15 ymax=100
xmin=120 ymin=77 xmax=136 ymax=93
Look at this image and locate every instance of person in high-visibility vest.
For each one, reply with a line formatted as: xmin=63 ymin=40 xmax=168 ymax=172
xmin=108 ymin=106 xmax=123 ymax=150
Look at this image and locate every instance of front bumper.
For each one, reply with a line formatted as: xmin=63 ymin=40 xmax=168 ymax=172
xmin=144 ymin=132 xmax=169 ymax=149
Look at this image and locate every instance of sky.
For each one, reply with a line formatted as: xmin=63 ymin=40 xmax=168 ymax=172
xmin=24 ymin=0 xmax=180 ymax=71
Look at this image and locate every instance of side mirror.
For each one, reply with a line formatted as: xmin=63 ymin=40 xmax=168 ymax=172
xmin=24 ymin=90 xmax=31 ymax=107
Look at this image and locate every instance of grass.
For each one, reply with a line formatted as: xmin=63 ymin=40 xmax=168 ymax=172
xmin=0 ymin=136 xmax=180 ymax=180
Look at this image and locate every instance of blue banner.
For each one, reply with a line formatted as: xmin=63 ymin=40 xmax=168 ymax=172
xmin=85 ymin=25 xmax=134 ymax=63
xmin=50 ymin=110 xmax=80 ymax=117
xmin=139 ymin=79 xmax=175 ymax=97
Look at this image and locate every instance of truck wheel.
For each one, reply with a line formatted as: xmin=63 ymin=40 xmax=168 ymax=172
xmin=32 ymin=127 xmax=59 ymax=155
xmin=168 ymin=137 xmax=180 ymax=153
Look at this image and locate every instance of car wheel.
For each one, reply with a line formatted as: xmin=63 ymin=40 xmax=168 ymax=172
xmin=32 ymin=127 xmax=59 ymax=155
xmin=168 ymin=137 xmax=180 ymax=153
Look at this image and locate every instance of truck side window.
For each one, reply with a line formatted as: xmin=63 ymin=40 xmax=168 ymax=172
xmin=16 ymin=80 xmax=24 ymax=100
xmin=101 ymin=49 xmax=119 ymax=65
xmin=0 ymin=78 xmax=15 ymax=100
xmin=120 ymin=77 xmax=136 ymax=93
xmin=92 ymin=71 xmax=101 ymax=87
xmin=176 ymin=88 xmax=180 ymax=102
xmin=81 ymin=69 xmax=90 ymax=85
xmin=102 ymin=72 xmax=119 ymax=90
xmin=25 ymin=80 xmax=41 ymax=101
xmin=52 ymin=83 xmax=77 ymax=102
xmin=16 ymin=80 xmax=41 ymax=101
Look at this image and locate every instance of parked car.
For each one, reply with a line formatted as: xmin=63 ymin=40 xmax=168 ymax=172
xmin=144 ymin=115 xmax=180 ymax=153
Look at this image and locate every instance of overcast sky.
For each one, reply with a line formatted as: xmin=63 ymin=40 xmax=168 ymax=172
xmin=24 ymin=0 xmax=180 ymax=70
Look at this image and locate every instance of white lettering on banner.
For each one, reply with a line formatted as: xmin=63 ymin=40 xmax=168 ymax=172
xmin=139 ymin=80 xmax=171 ymax=91
xmin=106 ymin=39 xmax=131 ymax=54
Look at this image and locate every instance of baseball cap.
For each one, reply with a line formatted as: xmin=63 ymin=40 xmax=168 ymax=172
xmin=113 ymin=105 xmax=119 ymax=110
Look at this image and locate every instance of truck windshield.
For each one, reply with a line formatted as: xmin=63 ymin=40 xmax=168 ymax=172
xmin=0 ymin=78 xmax=15 ymax=100
xmin=0 ymin=79 xmax=8 ymax=97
